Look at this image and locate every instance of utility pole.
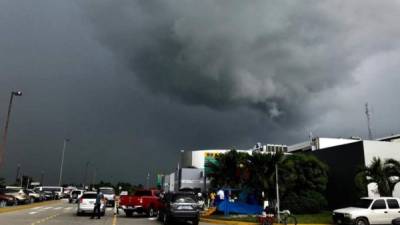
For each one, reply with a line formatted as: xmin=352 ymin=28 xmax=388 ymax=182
xmin=40 ymin=170 xmax=44 ymax=186
xmin=15 ymin=163 xmax=21 ymax=183
xmin=146 ymin=172 xmax=150 ymax=189
xmin=83 ymin=161 xmax=90 ymax=190
xmin=58 ymin=138 xmax=70 ymax=186
xmin=365 ymin=103 xmax=373 ymax=140
xmin=275 ymin=164 xmax=280 ymax=223
xmin=0 ymin=91 xmax=22 ymax=168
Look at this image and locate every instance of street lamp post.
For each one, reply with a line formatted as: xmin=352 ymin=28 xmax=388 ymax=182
xmin=275 ymin=163 xmax=281 ymax=223
xmin=58 ymin=138 xmax=70 ymax=186
xmin=0 ymin=91 xmax=22 ymax=168
xmin=83 ymin=161 xmax=90 ymax=190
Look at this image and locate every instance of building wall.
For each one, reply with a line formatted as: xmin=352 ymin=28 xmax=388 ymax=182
xmin=310 ymin=141 xmax=365 ymax=209
xmin=318 ymin=138 xmax=359 ymax=149
xmin=363 ymin=141 xmax=400 ymax=197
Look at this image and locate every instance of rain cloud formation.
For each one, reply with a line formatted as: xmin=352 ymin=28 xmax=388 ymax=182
xmin=0 ymin=0 xmax=400 ymax=184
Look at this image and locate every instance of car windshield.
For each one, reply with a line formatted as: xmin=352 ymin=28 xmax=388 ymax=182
xmin=100 ymin=189 xmax=114 ymax=194
xmin=134 ymin=191 xmax=151 ymax=196
xmin=71 ymin=191 xmax=81 ymax=195
xmin=353 ymin=199 xmax=373 ymax=208
xmin=172 ymin=194 xmax=196 ymax=203
xmin=82 ymin=194 xmax=97 ymax=199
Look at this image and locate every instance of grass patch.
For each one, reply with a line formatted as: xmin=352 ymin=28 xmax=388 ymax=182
xmin=206 ymin=211 xmax=333 ymax=224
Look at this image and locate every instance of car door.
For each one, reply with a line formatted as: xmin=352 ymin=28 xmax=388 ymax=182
xmin=386 ymin=199 xmax=400 ymax=223
xmin=369 ymin=199 xmax=389 ymax=224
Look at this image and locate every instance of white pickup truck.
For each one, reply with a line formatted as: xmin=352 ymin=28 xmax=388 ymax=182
xmin=333 ymin=197 xmax=400 ymax=225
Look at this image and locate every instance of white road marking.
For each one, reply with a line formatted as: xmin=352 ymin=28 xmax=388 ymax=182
xmin=148 ymin=217 xmax=157 ymax=221
xmin=64 ymin=207 xmax=72 ymax=210
xmin=32 ymin=206 xmax=43 ymax=210
xmin=54 ymin=207 xmax=63 ymax=210
xmin=29 ymin=211 xmax=38 ymax=215
xmin=42 ymin=207 xmax=53 ymax=210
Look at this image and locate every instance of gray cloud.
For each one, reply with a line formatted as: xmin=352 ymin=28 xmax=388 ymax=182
xmin=1 ymin=0 xmax=400 ymax=185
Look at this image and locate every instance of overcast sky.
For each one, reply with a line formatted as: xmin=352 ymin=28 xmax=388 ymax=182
xmin=1 ymin=0 xmax=400 ymax=185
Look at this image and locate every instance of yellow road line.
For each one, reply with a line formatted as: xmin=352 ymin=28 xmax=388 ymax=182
xmin=0 ymin=200 xmax=61 ymax=214
xmin=30 ymin=213 xmax=61 ymax=225
xmin=112 ymin=214 xmax=117 ymax=225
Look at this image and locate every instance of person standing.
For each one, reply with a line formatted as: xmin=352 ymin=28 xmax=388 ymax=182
xmin=91 ymin=189 xmax=103 ymax=219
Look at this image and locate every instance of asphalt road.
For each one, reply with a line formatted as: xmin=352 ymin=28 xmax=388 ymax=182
xmin=0 ymin=200 xmax=214 ymax=225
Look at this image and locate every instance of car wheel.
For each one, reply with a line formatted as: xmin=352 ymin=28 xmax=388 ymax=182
xmin=147 ymin=207 xmax=155 ymax=217
xmin=101 ymin=211 xmax=105 ymax=216
xmin=192 ymin=218 xmax=199 ymax=225
xmin=163 ymin=213 xmax=170 ymax=225
xmin=76 ymin=210 xmax=82 ymax=216
xmin=355 ymin=218 xmax=369 ymax=225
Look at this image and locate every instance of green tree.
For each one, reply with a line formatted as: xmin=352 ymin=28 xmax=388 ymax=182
xmin=280 ymin=154 xmax=329 ymax=213
xmin=245 ymin=151 xmax=283 ymax=202
xmin=206 ymin=150 xmax=249 ymax=188
xmin=356 ymin=157 xmax=400 ymax=197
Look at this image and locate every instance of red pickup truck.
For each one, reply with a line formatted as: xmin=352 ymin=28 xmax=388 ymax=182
xmin=119 ymin=189 xmax=161 ymax=217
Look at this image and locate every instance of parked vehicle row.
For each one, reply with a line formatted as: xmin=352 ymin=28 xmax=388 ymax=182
xmin=118 ymin=189 xmax=201 ymax=225
xmin=0 ymin=186 xmax=64 ymax=208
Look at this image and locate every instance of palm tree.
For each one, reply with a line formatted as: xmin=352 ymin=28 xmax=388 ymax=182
xmin=206 ymin=150 xmax=248 ymax=188
xmin=357 ymin=157 xmax=400 ymax=197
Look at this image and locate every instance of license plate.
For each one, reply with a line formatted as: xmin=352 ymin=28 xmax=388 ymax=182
xmin=178 ymin=206 xmax=192 ymax=210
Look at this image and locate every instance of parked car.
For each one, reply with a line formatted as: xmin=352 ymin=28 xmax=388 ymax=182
xmin=42 ymin=191 xmax=57 ymax=200
xmin=34 ymin=186 xmax=63 ymax=199
xmin=99 ymin=187 xmax=115 ymax=206
xmin=119 ymin=189 xmax=161 ymax=217
xmin=69 ymin=190 xmax=84 ymax=203
xmin=333 ymin=197 xmax=400 ymax=225
xmin=157 ymin=192 xmax=200 ymax=225
xmin=24 ymin=189 xmax=42 ymax=202
xmin=76 ymin=192 xmax=106 ymax=216
xmin=0 ymin=189 xmax=17 ymax=207
xmin=5 ymin=187 xmax=30 ymax=204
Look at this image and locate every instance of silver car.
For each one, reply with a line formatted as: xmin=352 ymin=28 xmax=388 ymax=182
xmin=76 ymin=192 xmax=106 ymax=216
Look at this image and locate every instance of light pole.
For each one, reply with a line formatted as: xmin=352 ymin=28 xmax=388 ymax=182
xmin=58 ymin=138 xmax=70 ymax=186
xmin=275 ymin=163 xmax=280 ymax=223
xmin=40 ymin=170 xmax=44 ymax=186
xmin=0 ymin=91 xmax=22 ymax=168
xmin=178 ymin=149 xmax=184 ymax=190
xmin=83 ymin=161 xmax=90 ymax=190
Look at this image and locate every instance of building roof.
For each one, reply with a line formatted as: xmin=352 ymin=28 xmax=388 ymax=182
xmin=375 ymin=134 xmax=400 ymax=142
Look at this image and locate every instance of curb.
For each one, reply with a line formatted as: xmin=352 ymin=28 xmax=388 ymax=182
xmin=200 ymin=218 xmax=258 ymax=225
xmin=0 ymin=200 xmax=61 ymax=214
xmin=200 ymin=218 xmax=332 ymax=225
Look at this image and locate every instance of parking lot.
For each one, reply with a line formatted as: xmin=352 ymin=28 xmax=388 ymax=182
xmin=0 ymin=200 xmax=213 ymax=225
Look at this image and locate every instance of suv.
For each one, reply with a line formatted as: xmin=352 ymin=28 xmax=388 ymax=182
xmin=99 ymin=187 xmax=115 ymax=206
xmin=333 ymin=197 xmax=400 ymax=225
xmin=158 ymin=192 xmax=200 ymax=225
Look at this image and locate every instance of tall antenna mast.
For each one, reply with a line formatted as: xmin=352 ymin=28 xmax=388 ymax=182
xmin=365 ymin=103 xmax=373 ymax=140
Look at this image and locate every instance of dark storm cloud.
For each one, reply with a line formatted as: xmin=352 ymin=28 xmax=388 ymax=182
xmin=81 ymin=0 xmax=360 ymax=123
xmin=1 ymin=0 xmax=400 ymax=185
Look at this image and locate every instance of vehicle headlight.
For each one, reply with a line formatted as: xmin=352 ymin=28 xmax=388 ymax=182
xmin=344 ymin=213 xmax=351 ymax=218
